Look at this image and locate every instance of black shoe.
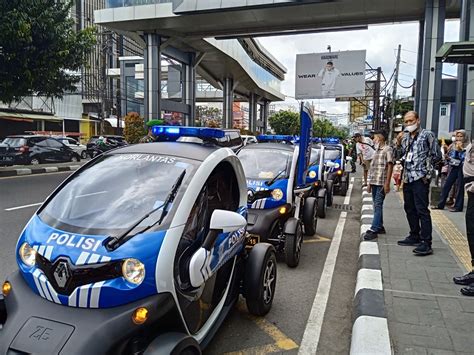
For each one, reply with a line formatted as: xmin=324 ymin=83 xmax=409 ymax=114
xmin=413 ymin=243 xmax=433 ymax=256
xmin=460 ymin=285 xmax=474 ymax=296
xmin=397 ymin=235 xmax=421 ymax=246
xmin=363 ymin=230 xmax=378 ymax=241
xmin=453 ymin=271 xmax=474 ymax=285
xmin=377 ymin=227 xmax=386 ymax=234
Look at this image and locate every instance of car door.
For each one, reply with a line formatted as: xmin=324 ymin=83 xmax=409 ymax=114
xmin=46 ymin=138 xmax=69 ymax=162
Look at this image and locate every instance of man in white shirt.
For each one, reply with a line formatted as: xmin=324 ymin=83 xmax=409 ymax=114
xmin=318 ymin=61 xmax=340 ymax=98
xmin=354 ymin=133 xmax=375 ymax=186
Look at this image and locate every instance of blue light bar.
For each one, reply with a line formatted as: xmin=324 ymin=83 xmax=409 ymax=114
xmin=152 ymin=126 xmax=225 ymax=139
xmin=321 ymin=137 xmax=341 ymax=144
xmin=257 ymin=134 xmax=294 ymax=142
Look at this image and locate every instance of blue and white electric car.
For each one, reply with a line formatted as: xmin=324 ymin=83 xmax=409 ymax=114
xmin=322 ymin=139 xmax=351 ymax=197
xmin=238 ymin=104 xmax=317 ymax=268
xmin=0 ymin=127 xmax=277 ymax=354
xmin=306 ymin=143 xmax=330 ymax=218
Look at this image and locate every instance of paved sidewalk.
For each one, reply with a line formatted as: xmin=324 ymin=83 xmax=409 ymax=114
xmin=377 ymin=190 xmax=474 ymax=354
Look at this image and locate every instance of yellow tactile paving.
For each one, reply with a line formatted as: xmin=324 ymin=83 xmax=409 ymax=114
xmin=431 ymin=210 xmax=471 ymax=271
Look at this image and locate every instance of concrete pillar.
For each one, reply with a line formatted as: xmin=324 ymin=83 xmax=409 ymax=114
xmin=418 ymin=0 xmax=445 ymax=134
xmin=455 ymin=0 xmax=474 ymax=137
xmin=262 ymin=101 xmax=270 ymax=134
xmin=144 ymin=33 xmax=161 ymax=122
xmin=183 ymin=54 xmax=196 ymax=126
xmin=248 ymin=93 xmax=258 ymax=132
xmin=223 ymin=78 xmax=234 ymax=128
xmin=414 ymin=20 xmax=425 ymax=113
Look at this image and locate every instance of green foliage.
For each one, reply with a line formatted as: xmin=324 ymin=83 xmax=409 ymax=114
xmin=313 ymin=119 xmax=349 ymax=139
xmin=124 ymin=112 xmax=146 ymax=144
xmin=0 ymin=0 xmax=96 ymax=103
xmin=386 ymin=99 xmax=414 ymax=125
xmin=268 ymin=110 xmax=300 ymax=135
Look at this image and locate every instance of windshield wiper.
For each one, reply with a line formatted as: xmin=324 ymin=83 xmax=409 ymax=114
xmin=265 ymin=169 xmax=286 ymax=186
xmin=105 ymin=170 xmax=186 ymax=250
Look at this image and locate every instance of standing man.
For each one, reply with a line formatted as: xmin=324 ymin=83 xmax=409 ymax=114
xmin=397 ymin=111 xmax=441 ymax=256
xmin=453 ymin=142 xmax=474 ymax=295
xmin=354 ymin=133 xmax=375 ymax=186
xmin=318 ymin=61 xmax=340 ymax=98
xmin=363 ymin=130 xmax=394 ymax=240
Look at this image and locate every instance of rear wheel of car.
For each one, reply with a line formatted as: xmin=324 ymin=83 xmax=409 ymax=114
xmin=244 ymin=243 xmax=277 ymax=316
xmin=339 ymin=178 xmax=348 ymax=196
xmin=29 ymin=157 xmax=41 ymax=165
xmin=317 ymin=194 xmax=327 ymax=218
xmin=326 ymin=180 xmax=334 ymax=207
xmin=81 ymin=151 xmax=87 ymax=159
xmin=303 ymin=197 xmax=317 ymax=236
xmin=70 ymin=155 xmax=79 ymax=162
xmin=284 ymin=222 xmax=303 ymax=268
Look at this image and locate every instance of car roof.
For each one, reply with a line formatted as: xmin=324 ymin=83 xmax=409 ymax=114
xmin=6 ymin=135 xmax=48 ymax=139
xmin=105 ymin=141 xmax=220 ymax=162
xmin=241 ymin=142 xmax=294 ymax=152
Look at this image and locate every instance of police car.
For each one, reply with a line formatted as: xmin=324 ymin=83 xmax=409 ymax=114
xmin=306 ymin=142 xmax=330 ymax=218
xmin=321 ymin=138 xmax=352 ymax=198
xmin=0 ymin=127 xmax=277 ymax=354
xmin=238 ymin=104 xmax=317 ymax=268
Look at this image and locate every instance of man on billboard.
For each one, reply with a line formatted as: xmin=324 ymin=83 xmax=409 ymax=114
xmin=317 ymin=61 xmax=341 ymax=98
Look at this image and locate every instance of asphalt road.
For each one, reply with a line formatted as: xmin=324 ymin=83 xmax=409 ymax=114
xmin=0 ymin=172 xmax=362 ymax=354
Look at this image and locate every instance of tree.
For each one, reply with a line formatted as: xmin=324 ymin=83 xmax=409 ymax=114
xmin=0 ymin=0 xmax=96 ymax=103
xmin=313 ymin=118 xmax=349 ymax=139
xmin=268 ymin=110 xmax=300 ymax=135
xmin=124 ymin=112 xmax=146 ymax=144
xmin=195 ymin=106 xmax=222 ymax=127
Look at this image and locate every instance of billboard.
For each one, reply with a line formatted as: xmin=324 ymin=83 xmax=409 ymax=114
xmin=295 ymin=50 xmax=366 ymax=99
xmin=350 ymin=100 xmax=369 ymax=122
xmin=172 ymin=0 xmax=325 ymax=13
xmin=336 ymin=80 xmax=376 ymax=102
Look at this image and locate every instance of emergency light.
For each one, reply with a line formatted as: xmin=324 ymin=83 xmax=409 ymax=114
xmin=152 ymin=126 xmax=225 ymax=139
xmin=257 ymin=135 xmax=294 ymax=143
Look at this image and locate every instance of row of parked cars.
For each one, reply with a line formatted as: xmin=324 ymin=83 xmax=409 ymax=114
xmin=0 ymin=135 xmax=127 ymax=166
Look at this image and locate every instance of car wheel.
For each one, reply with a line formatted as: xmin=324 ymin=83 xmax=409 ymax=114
xmin=244 ymin=243 xmax=277 ymax=316
xmin=70 ymin=155 xmax=79 ymax=162
xmin=303 ymin=197 xmax=317 ymax=236
xmin=29 ymin=157 xmax=41 ymax=165
xmin=144 ymin=332 xmax=201 ymax=355
xmin=284 ymin=222 xmax=303 ymax=268
xmin=317 ymin=195 xmax=327 ymax=218
xmin=326 ymin=180 xmax=334 ymax=207
xmin=339 ymin=179 xmax=348 ymax=196
xmin=81 ymin=151 xmax=87 ymax=159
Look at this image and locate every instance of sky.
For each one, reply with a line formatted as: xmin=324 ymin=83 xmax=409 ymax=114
xmin=259 ymin=20 xmax=460 ymax=115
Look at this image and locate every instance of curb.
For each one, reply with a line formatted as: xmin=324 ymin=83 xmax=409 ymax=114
xmin=0 ymin=165 xmax=81 ymax=177
xmin=350 ymin=186 xmax=391 ymax=354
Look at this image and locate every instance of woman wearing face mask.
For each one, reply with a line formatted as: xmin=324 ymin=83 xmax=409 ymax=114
xmin=433 ymin=130 xmax=468 ymax=212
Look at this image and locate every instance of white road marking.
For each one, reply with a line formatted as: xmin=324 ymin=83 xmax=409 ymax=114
xmin=355 ymin=269 xmax=383 ymax=295
xmin=298 ymin=179 xmax=354 ymax=354
xmin=5 ymin=202 xmax=43 ymax=211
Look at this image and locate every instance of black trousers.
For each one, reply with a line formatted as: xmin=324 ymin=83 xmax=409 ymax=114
xmin=403 ymin=179 xmax=432 ymax=244
xmin=467 ymin=192 xmax=474 ymax=267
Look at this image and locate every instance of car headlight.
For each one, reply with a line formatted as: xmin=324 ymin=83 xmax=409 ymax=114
xmin=19 ymin=242 xmax=37 ymax=267
xmin=334 ymin=163 xmax=340 ymax=169
xmin=122 ymin=258 xmax=145 ymax=285
xmin=309 ymin=170 xmax=317 ymax=179
xmin=271 ymin=188 xmax=284 ymax=201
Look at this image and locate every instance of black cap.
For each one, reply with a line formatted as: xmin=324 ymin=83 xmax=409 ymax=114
xmin=353 ymin=133 xmax=362 ymax=138
xmin=373 ymin=129 xmax=388 ymax=140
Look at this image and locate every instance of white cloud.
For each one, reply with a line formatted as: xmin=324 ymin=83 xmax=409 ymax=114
xmin=259 ymin=20 xmax=460 ymax=116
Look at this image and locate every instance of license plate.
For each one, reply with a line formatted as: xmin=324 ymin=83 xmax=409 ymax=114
xmin=246 ymin=234 xmax=260 ymax=248
xmin=10 ymin=317 xmax=74 ymax=354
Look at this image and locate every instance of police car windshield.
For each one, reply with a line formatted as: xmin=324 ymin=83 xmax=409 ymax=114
xmin=239 ymin=149 xmax=292 ymax=180
xmin=39 ymin=153 xmax=194 ymax=233
xmin=310 ymin=149 xmax=321 ymax=165
xmin=324 ymin=149 xmax=341 ymax=160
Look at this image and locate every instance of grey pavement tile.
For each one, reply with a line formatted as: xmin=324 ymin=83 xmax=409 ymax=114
xmin=426 ymin=349 xmax=456 ymax=355
xmin=441 ymin=311 xmax=474 ymax=333
xmin=430 ymin=282 xmax=464 ymax=297
xmin=426 ymin=270 xmax=456 ymax=284
xmin=409 ymin=280 xmax=434 ymax=294
xmin=394 ymin=345 xmax=428 ymax=355
xmin=436 ymin=297 xmax=463 ymax=315
xmin=390 ymin=322 xmax=454 ymax=351
xmin=392 ymin=298 xmax=442 ymax=325
xmin=447 ymin=329 xmax=474 ymax=353
xmin=391 ymin=279 xmax=412 ymax=291
xmin=458 ymin=298 xmax=474 ymax=313
xmin=390 ymin=269 xmax=429 ymax=281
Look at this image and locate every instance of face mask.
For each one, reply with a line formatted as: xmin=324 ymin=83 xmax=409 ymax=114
xmin=452 ymin=136 xmax=456 ymax=142
xmin=405 ymin=124 xmax=418 ymax=133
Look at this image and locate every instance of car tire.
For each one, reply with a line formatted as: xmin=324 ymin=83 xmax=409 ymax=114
xmin=70 ymin=155 xmax=80 ymax=163
xmin=339 ymin=178 xmax=348 ymax=196
xmin=81 ymin=151 xmax=87 ymax=159
xmin=244 ymin=243 xmax=277 ymax=316
xmin=326 ymin=180 xmax=334 ymax=207
xmin=284 ymin=222 xmax=303 ymax=268
xmin=144 ymin=332 xmax=201 ymax=355
xmin=303 ymin=197 xmax=317 ymax=236
xmin=29 ymin=157 xmax=41 ymax=165
xmin=317 ymin=194 xmax=327 ymax=218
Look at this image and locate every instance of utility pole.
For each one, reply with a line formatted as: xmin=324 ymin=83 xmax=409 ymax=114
xmin=388 ymin=44 xmax=401 ymax=143
xmin=373 ymin=67 xmax=382 ymax=130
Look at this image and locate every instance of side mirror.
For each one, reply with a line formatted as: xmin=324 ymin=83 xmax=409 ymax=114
xmin=346 ymin=156 xmax=353 ymax=162
xmin=209 ymin=209 xmax=247 ymax=233
xmin=325 ymin=161 xmax=337 ymax=168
